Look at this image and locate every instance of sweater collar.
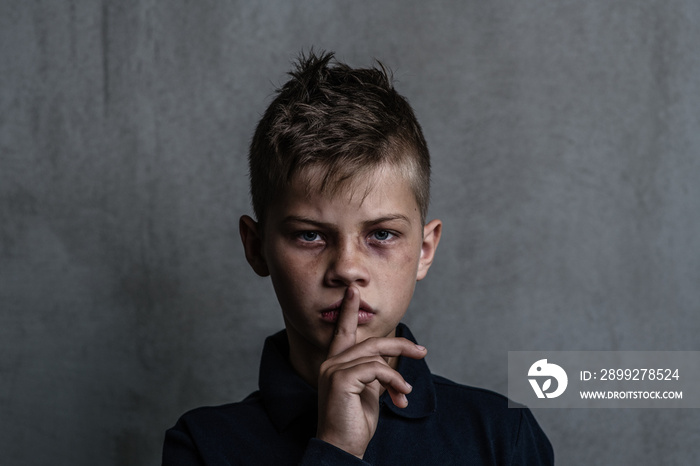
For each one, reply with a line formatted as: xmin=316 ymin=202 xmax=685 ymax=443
xmin=258 ymin=323 xmax=437 ymax=432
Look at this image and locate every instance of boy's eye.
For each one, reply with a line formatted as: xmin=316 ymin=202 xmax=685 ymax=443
xmin=299 ymin=231 xmax=321 ymax=242
xmin=371 ymin=230 xmax=394 ymax=241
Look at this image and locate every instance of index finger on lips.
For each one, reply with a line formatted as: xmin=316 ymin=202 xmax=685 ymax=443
xmin=326 ymin=285 xmax=360 ymax=358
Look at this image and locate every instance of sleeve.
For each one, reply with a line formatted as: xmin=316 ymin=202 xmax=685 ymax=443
xmin=162 ymin=420 xmax=211 ymax=466
xmin=162 ymin=416 xmax=372 ymax=466
xmin=162 ymin=417 xmax=232 ymax=466
xmin=298 ymin=438 xmax=372 ymax=466
xmin=510 ymin=408 xmax=555 ymax=466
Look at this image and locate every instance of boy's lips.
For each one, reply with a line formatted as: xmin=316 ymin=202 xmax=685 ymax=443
xmin=320 ymin=299 xmax=375 ymax=324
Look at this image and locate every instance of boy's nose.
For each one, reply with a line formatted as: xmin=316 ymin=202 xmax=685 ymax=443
xmin=324 ymin=241 xmax=370 ymax=287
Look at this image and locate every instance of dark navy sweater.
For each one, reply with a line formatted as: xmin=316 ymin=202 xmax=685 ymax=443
xmin=163 ymin=324 xmax=553 ymax=465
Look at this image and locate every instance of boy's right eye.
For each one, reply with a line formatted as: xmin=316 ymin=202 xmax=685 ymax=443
xmin=298 ymin=231 xmax=321 ymax=242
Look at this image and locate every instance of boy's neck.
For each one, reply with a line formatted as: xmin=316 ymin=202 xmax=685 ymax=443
xmin=283 ymin=327 xmax=328 ymax=388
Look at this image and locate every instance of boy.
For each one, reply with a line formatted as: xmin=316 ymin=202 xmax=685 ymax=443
xmin=163 ymin=51 xmax=553 ymax=465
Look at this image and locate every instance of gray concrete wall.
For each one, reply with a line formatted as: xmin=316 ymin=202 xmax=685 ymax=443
xmin=2 ymin=1 xmax=699 ymax=464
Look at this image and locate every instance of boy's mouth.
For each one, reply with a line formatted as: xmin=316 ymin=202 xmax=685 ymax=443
xmin=320 ymin=299 xmax=375 ymax=324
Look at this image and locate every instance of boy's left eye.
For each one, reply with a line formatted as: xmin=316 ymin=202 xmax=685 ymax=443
xmin=299 ymin=231 xmax=321 ymax=242
xmin=370 ymin=230 xmax=394 ymax=241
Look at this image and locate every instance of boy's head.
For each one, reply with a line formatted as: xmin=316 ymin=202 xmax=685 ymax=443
xmin=248 ymin=51 xmax=431 ymax=228
xmin=240 ymin=51 xmax=441 ymax=376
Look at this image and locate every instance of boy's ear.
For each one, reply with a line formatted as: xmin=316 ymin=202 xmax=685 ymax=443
xmin=239 ymin=215 xmax=270 ymax=277
xmin=416 ymin=219 xmax=442 ymax=281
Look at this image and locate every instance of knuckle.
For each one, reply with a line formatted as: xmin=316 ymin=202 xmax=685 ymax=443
xmin=364 ymin=337 xmax=381 ymax=351
xmin=369 ymin=355 xmax=386 ymax=365
xmin=319 ymin=359 xmax=336 ymax=377
xmin=369 ymin=360 xmax=389 ymax=372
xmin=334 ymin=327 xmax=356 ymax=338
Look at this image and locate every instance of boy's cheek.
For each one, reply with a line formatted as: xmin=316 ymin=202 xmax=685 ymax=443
xmin=390 ymin=242 xmax=423 ymax=275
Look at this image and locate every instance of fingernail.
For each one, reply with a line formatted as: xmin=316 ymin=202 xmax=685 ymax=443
xmin=416 ymin=345 xmax=426 ymax=351
xmin=346 ymin=287 xmax=355 ymax=299
xmin=405 ymin=381 xmax=412 ymax=390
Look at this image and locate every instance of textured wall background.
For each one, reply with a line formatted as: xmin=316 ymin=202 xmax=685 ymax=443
xmin=2 ymin=1 xmax=699 ymax=465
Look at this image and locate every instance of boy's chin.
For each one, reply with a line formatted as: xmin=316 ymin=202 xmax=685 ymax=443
xmin=291 ymin=320 xmax=400 ymax=353
xmin=347 ymin=325 xmax=398 ymax=343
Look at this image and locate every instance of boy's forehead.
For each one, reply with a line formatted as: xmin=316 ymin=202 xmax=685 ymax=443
xmin=269 ymin=163 xmax=420 ymax=221
xmin=295 ymin=163 xmax=408 ymax=204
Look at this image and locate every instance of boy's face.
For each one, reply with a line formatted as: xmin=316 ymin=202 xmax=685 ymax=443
xmin=241 ymin=164 xmax=441 ymax=359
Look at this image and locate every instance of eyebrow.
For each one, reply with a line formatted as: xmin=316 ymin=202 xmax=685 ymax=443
xmin=281 ymin=214 xmax=412 ymax=229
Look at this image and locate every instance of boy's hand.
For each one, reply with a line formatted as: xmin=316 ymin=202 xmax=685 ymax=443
xmin=316 ymin=286 xmax=427 ymax=459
